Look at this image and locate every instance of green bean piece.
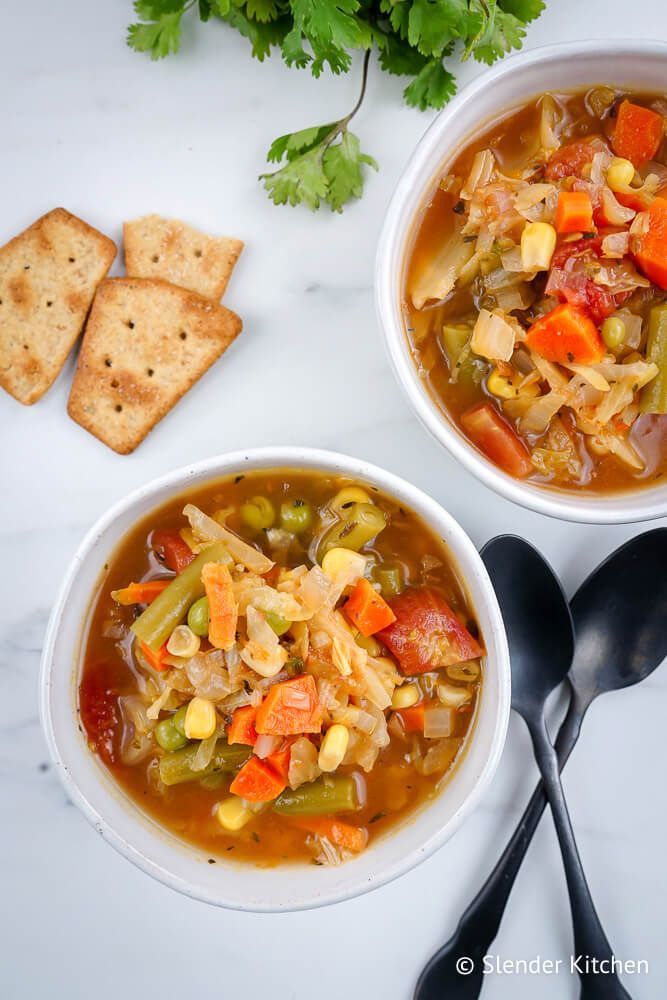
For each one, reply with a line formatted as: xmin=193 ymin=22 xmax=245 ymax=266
xmin=640 ymin=303 xmax=667 ymax=414
xmin=199 ymin=772 xmax=226 ymax=790
xmin=159 ymin=740 xmax=251 ymax=787
xmin=318 ymin=502 xmax=387 ymax=558
xmin=241 ymin=496 xmax=276 ymax=532
xmin=187 ymin=596 xmax=210 ymax=636
xmin=155 ymin=717 xmax=188 ymax=751
xmin=131 ymin=542 xmax=231 ymax=651
xmin=172 ymin=704 xmax=188 ymax=737
xmin=372 ymin=563 xmax=404 ymax=598
xmin=265 ymin=611 xmax=290 ymax=636
xmin=280 ymin=499 xmax=313 ymax=534
xmin=273 ymin=775 xmax=360 ymax=815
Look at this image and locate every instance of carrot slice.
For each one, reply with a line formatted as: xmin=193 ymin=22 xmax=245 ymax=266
xmin=138 ymin=640 xmax=169 ymax=672
xmin=526 ymin=303 xmax=605 ymax=365
xmin=633 ymin=196 xmax=667 ymax=290
xmin=227 ymin=705 xmax=258 ymax=747
xmin=201 ymin=562 xmax=237 ymax=650
xmin=343 ymin=578 xmax=396 ymax=637
xmin=554 ymin=191 xmax=594 ymax=234
xmin=229 ymin=755 xmax=287 ymax=802
xmin=398 ymin=703 xmax=426 ymax=733
xmin=612 ymin=100 xmax=664 ymax=167
xmin=286 ymin=816 xmax=368 ymax=853
xmin=255 ymin=675 xmax=321 ymax=736
xmin=111 ymin=580 xmax=170 ymax=606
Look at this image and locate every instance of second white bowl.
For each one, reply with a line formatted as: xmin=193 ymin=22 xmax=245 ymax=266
xmin=376 ymin=40 xmax=667 ymax=524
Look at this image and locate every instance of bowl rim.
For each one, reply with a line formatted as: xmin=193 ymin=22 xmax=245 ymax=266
xmin=375 ymin=38 xmax=667 ymax=525
xmin=39 ymin=446 xmax=511 ymax=911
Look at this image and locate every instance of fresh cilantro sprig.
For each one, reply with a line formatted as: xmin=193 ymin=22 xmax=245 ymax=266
xmin=127 ymin=0 xmax=546 ymax=211
xmin=260 ymin=51 xmax=377 ymax=211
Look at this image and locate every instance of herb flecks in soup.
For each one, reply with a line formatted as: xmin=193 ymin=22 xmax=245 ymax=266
xmin=79 ymin=471 xmax=483 ymax=866
xmin=406 ymin=89 xmax=667 ymax=492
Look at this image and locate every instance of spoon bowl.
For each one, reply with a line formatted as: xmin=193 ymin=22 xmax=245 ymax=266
xmin=480 ymin=536 xmax=574 ymax=717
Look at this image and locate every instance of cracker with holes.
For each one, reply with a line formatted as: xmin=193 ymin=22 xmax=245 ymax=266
xmin=123 ymin=215 xmax=243 ymax=302
xmin=67 ymin=278 xmax=242 ymax=454
xmin=0 ymin=208 xmax=116 ymax=404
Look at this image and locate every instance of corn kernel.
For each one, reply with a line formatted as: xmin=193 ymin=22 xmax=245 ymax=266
xmin=520 ymin=222 xmax=557 ymax=272
xmin=167 ymin=624 xmax=201 ymax=658
xmin=321 ymin=546 xmax=367 ymax=581
xmin=216 ymin=797 xmax=254 ymax=832
xmin=487 ymin=369 xmax=519 ymax=400
xmin=184 ymin=696 xmax=217 ymax=740
xmin=318 ymin=724 xmax=349 ymax=772
xmin=391 ymin=683 xmax=420 ymax=709
xmin=330 ymin=486 xmax=371 ymax=511
xmin=607 ymin=157 xmax=635 ymax=192
xmin=437 ymin=682 xmax=473 ymax=708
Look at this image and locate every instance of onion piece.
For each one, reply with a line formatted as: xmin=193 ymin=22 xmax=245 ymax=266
xmin=254 ymin=734 xmax=280 ymax=759
xmin=182 ymin=504 xmax=273 ymax=574
xmin=423 ymin=705 xmax=455 ymax=739
xmin=470 ymin=308 xmax=516 ymax=362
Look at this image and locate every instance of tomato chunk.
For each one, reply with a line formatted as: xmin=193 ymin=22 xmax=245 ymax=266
xmin=151 ymin=530 xmax=195 ymax=574
xmin=545 ymin=137 xmax=608 ymax=181
xmin=460 ymin=402 xmax=533 ymax=478
xmin=378 ymin=588 xmax=482 ymax=676
xmin=546 ymin=240 xmax=630 ymax=324
xmin=612 ymin=100 xmax=664 ymax=167
xmin=79 ymin=664 xmax=120 ymax=765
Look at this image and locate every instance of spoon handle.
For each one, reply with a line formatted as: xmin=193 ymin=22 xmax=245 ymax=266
xmin=414 ymin=687 xmax=587 ymax=1000
xmin=528 ymin=715 xmax=632 ymax=1000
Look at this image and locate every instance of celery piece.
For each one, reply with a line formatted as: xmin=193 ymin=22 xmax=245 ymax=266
xmin=640 ymin=303 xmax=667 ymax=414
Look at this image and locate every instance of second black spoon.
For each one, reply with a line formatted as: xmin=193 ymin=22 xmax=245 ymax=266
xmin=416 ymin=528 xmax=667 ymax=1000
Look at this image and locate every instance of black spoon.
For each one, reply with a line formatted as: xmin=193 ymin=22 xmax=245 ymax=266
xmin=416 ymin=528 xmax=667 ymax=1000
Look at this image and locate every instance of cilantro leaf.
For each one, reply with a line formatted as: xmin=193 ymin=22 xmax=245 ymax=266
xmin=289 ymin=0 xmax=371 ymax=75
xmin=469 ymin=3 xmax=527 ymax=65
xmin=323 ymin=130 xmax=378 ymax=211
xmin=407 ymin=0 xmax=468 ymax=58
xmin=266 ymin=123 xmax=335 ymax=163
xmin=133 ymin=0 xmax=187 ymax=18
xmin=404 ymin=58 xmax=456 ymax=110
xmin=220 ymin=4 xmax=290 ymax=60
xmin=261 ymin=143 xmax=330 ymax=210
xmin=127 ymin=10 xmax=184 ymax=59
xmin=378 ymin=32 xmax=427 ymax=77
xmin=499 ymin=0 xmax=545 ymax=22
xmin=246 ymin=0 xmax=281 ymax=23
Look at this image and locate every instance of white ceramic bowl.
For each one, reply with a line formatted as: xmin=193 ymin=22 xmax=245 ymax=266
xmin=40 ymin=447 xmax=510 ymax=911
xmin=376 ymin=40 xmax=667 ymax=524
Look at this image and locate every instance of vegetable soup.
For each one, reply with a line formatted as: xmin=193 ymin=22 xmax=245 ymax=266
xmin=405 ymin=88 xmax=667 ymax=493
xmin=79 ymin=470 xmax=483 ymax=866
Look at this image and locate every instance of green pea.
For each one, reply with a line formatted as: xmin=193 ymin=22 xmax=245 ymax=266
xmin=280 ymin=499 xmax=313 ymax=534
xmin=172 ymin=705 xmax=189 ymax=737
xmin=265 ymin=611 xmax=290 ymax=636
xmin=187 ymin=596 xmax=210 ymax=636
xmin=155 ymin=717 xmax=188 ymax=751
xmin=241 ymin=495 xmax=276 ymax=532
xmin=318 ymin=502 xmax=387 ymax=558
xmin=372 ymin=563 xmax=404 ymax=598
xmin=601 ymin=317 xmax=626 ymax=351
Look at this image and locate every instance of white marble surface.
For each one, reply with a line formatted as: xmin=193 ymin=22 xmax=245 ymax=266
xmin=2 ymin=2 xmax=666 ymax=997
